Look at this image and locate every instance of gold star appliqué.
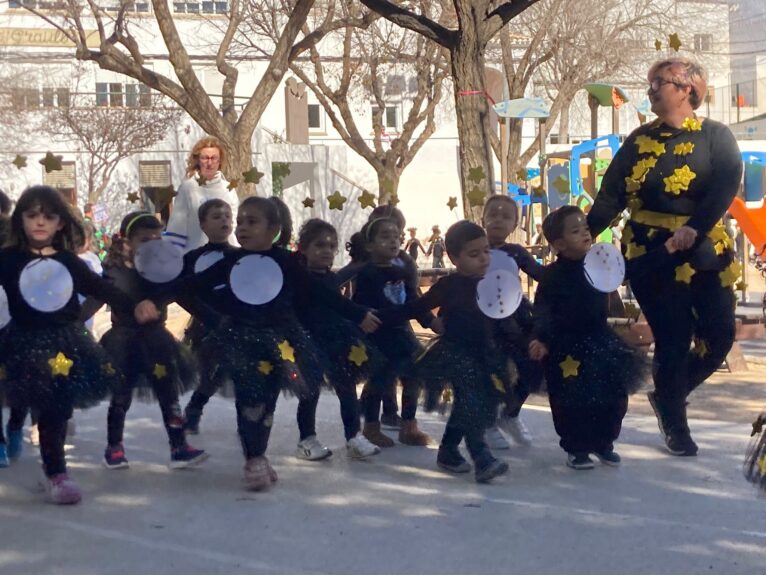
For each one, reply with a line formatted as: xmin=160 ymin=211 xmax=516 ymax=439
xmin=49 ymin=352 xmax=73 ymax=377
xmin=358 ymin=190 xmax=377 ymax=210
xmin=560 ymin=355 xmax=580 ymax=378
xmin=630 ymin=157 xmax=658 ymax=181
xmin=242 ymin=167 xmax=265 ymax=184
xmin=635 ymin=135 xmax=666 ymax=156
xmin=625 ymin=242 xmax=647 ymax=260
xmin=673 ymin=142 xmax=695 ymax=156
xmin=258 ymin=361 xmax=273 ymax=375
xmin=692 ymin=338 xmax=709 ymax=358
xmin=102 ymin=363 xmax=116 ymax=376
xmin=491 ymin=374 xmax=506 ymax=393
xmin=153 ymin=363 xmax=167 ymax=379
xmin=278 ymin=340 xmax=295 ymax=363
xmin=719 ymin=260 xmax=742 ymax=288
xmin=468 ymin=166 xmax=486 ymax=183
xmin=675 ymin=263 xmax=696 ymax=284
xmin=682 ymin=117 xmax=702 ymax=132
xmin=663 ymin=165 xmax=697 ymax=195
xmin=467 ymin=186 xmax=486 ymax=207
xmin=348 ymin=343 xmax=369 ymax=367
xmin=668 ymin=33 xmax=682 ymax=52
xmin=302 ymin=197 xmax=315 ymax=208
xmin=327 ymin=191 xmax=347 ymax=211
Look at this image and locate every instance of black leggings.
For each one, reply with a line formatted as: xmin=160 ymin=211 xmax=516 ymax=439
xmin=39 ymin=411 xmax=70 ymax=477
xmin=441 ymin=424 xmax=489 ymax=463
xmin=362 ymin=371 xmax=419 ymax=423
xmin=237 ymin=389 xmax=280 ymax=459
xmin=296 ymin=379 xmax=361 ymax=442
xmin=0 ymin=404 xmax=31 ymax=443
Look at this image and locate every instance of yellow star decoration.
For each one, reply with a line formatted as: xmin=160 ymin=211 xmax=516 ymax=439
xmin=515 ymin=168 xmax=528 ymax=182
xmin=692 ymin=338 xmax=709 ymax=358
xmin=12 ymin=154 xmax=27 ymax=169
xmin=630 ymin=157 xmax=658 ymax=181
xmin=153 ymin=363 xmax=167 ymax=379
xmin=675 ymin=262 xmax=696 ymax=284
xmin=127 ymin=191 xmax=140 ymax=204
xmin=708 ymin=224 xmax=734 ymax=250
xmin=358 ymin=190 xmax=377 ymax=210
xmin=0 ymin=365 xmax=6 ymax=380
xmin=625 ymin=178 xmax=642 ymax=194
xmin=348 ymin=342 xmax=369 ymax=367
xmin=258 ymin=361 xmax=274 ymax=375
xmin=673 ymin=142 xmax=695 ymax=156
xmin=682 ymin=117 xmax=702 ymax=132
xmin=468 ymin=166 xmax=486 ymax=183
xmin=560 ymin=356 xmax=580 ymax=378
xmin=627 ymin=196 xmax=643 ymax=212
xmin=491 ymin=374 xmax=506 ymax=393
xmin=735 ymin=280 xmax=748 ymax=292
xmin=553 ymin=174 xmax=570 ymax=196
xmin=302 ymin=197 xmax=315 ymax=209
xmin=654 ymin=39 xmax=662 ymax=51
xmin=278 ymin=340 xmax=295 ymax=362
xmin=446 ymin=196 xmax=458 ymax=211
xmin=48 ymin=352 xmax=73 ymax=377
xmin=102 ymin=363 xmax=116 ymax=376
xmin=625 ymin=242 xmax=647 ymax=260
xmin=467 ymin=186 xmax=486 ymax=207
xmin=668 ymin=32 xmax=682 ymax=52
xmin=759 ymin=455 xmax=766 ymax=477
xmin=635 ymin=135 xmax=666 ymax=156
xmin=327 ymin=191 xmax=347 ymax=211
xmin=621 ymin=224 xmax=634 ymax=245
xmin=714 ymin=242 xmax=726 ymax=255
xmin=242 ymin=167 xmax=265 ymax=184
xmin=719 ymin=260 xmax=742 ymax=288
xmin=663 ymin=165 xmax=697 ymax=195
xmin=227 ymin=179 xmax=240 ymax=191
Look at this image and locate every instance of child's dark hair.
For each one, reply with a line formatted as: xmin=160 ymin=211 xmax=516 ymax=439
xmin=483 ymin=194 xmax=519 ymax=227
xmin=9 ymin=185 xmax=84 ymax=252
xmin=445 ymin=220 xmax=486 ymax=258
xmin=0 ymin=189 xmax=12 ymax=216
xmin=345 ymin=231 xmax=368 ymax=263
xmin=239 ymin=195 xmax=281 ymax=228
xmin=198 ymin=198 xmax=229 ymax=224
xmin=361 ymin=217 xmax=398 ymax=245
xmin=104 ymin=233 xmax=130 ymax=270
xmin=368 ymin=204 xmax=405 ymax=230
xmin=298 ymin=218 xmax=337 ymax=252
xmin=542 ymin=205 xmax=584 ymax=244
xmin=120 ymin=211 xmax=163 ymax=240
xmin=268 ymin=196 xmax=293 ymax=248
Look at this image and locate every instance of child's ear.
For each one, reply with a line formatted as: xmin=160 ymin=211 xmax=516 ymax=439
xmin=551 ymin=238 xmax=566 ymax=254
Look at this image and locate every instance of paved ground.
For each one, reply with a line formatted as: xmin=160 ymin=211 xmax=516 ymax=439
xmin=1 ymin=367 xmax=764 ymax=575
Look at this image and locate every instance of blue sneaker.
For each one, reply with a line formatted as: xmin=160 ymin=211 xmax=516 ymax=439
xmin=0 ymin=443 xmax=8 ymax=468
xmin=6 ymin=428 xmax=23 ymax=461
xmin=169 ymin=445 xmax=209 ymax=469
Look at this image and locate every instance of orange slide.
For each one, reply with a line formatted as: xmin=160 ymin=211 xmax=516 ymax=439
xmin=729 ymin=196 xmax=766 ymax=257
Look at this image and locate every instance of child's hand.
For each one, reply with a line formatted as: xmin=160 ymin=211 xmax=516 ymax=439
xmin=429 ymin=317 xmax=445 ymax=335
xmin=664 ymin=237 xmax=679 ymax=254
xmin=528 ymin=339 xmax=548 ymax=361
xmin=134 ymin=300 xmax=160 ymax=324
xmin=359 ymin=312 xmax=382 ymax=333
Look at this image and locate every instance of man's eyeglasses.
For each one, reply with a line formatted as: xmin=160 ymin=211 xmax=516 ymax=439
xmin=649 ymin=78 xmax=686 ymax=92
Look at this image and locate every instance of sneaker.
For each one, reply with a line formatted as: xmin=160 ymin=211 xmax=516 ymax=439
xmin=647 ymin=391 xmax=670 ymax=440
xmin=45 ymin=473 xmax=82 ymax=505
xmin=498 ymin=415 xmax=533 ymax=446
xmin=183 ymin=407 xmax=202 ymax=435
xmin=363 ymin=422 xmax=395 ymax=448
xmin=29 ymin=424 xmax=39 ymax=447
xmin=380 ymin=413 xmax=402 ymax=430
xmin=170 ymin=444 xmax=209 ymax=469
xmin=593 ymin=448 xmax=622 ymax=466
xmin=485 ymin=426 xmax=511 ymax=450
xmin=437 ymin=445 xmax=472 ymax=474
xmin=346 ymin=434 xmax=381 ymax=459
xmin=295 ymin=436 xmax=332 ymax=461
xmin=243 ymin=456 xmax=272 ymax=491
xmin=566 ymin=452 xmax=595 ymax=470
xmin=6 ymin=428 xmax=22 ymax=460
xmin=475 ymin=457 xmax=509 ymax=483
xmin=103 ymin=444 xmax=129 ymax=470
xmin=0 ymin=444 xmax=8 ymax=468
xmin=665 ymin=431 xmax=698 ymax=457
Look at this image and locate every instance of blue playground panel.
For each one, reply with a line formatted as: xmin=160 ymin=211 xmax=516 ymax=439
xmin=742 ymin=151 xmax=766 ymax=205
xmin=569 ymin=134 xmax=620 ymax=196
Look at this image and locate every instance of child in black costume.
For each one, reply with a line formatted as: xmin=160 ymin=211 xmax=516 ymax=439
xmin=744 ymin=412 xmax=766 ymax=494
xmin=0 ymin=186 xmax=134 ymax=503
xmin=182 ymin=198 xmax=236 ymax=434
xmin=379 ymin=221 xmax=511 ymax=482
xmin=135 ymin=197 xmax=380 ymax=490
xmin=353 ymin=217 xmax=433 ymax=448
xmin=529 ymin=206 xmax=644 ymax=469
xmin=482 ymin=194 xmax=543 ymax=449
xmin=90 ymin=212 xmax=207 ymax=470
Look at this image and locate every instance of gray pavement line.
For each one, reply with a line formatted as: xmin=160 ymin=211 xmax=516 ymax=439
xmin=0 ymin=507 xmax=332 ymax=575
xmin=480 ymin=495 xmax=766 ymax=540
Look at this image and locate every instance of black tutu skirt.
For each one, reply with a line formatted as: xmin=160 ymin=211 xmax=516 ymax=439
xmin=3 ymin=322 xmax=120 ymax=415
xmin=744 ymin=415 xmax=766 ymax=494
xmin=415 ymin=337 xmax=511 ymax=432
xmin=100 ymin=324 xmax=198 ymax=402
xmin=545 ymin=328 xmax=647 ymax=409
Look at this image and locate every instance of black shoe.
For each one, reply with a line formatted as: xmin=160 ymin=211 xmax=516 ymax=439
xmin=474 ymin=456 xmax=509 ymax=483
xmin=437 ymin=446 xmax=471 ymax=473
xmin=183 ymin=407 xmax=202 ymax=435
xmin=665 ymin=431 xmax=698 ymax=456
xmin=647 ymin=391 xmax=670 ymax=439
xmin=380 ymin=413 xmax=402 ymax=430
xmin=593 ymin=448 xmax=621 ymax=466
xmin=566 ymin=452 xmax=595 ymax=470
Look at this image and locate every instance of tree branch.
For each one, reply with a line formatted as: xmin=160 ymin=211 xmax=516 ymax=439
xmin=358 ymin=0 xmax=457 ymax=48
xmin=483 ymin=0 xmax=542 ymax=43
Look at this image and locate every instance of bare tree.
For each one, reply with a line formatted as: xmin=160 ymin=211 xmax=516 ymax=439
xmin=359 ymin=0 xmax=542 ymax=216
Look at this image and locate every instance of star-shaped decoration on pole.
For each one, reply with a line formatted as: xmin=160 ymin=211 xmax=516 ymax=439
xmin=12 ymin=154 xmax=27 ymax=169
xmin=242 ymin=167 xmax=265 ymax=185
xmin=654 ymin=39 xmax=662 ymax=51
xmin=446 ymin=196 xmax=458 ymax=211
xmin=258 ymin=361 xmax=274 ymax=375
xmin=467 ymin=166 xmax=485 ymax=183
xmin=48 ymin=352 xmax=73 ymax=377
xmin=278 ymin=340 xmax=295 ymax=362
xmin=39 ymin=151 xmax=63 ymax=173
xmin=127 ymin=191 xmax=141 ymax=204
xmin=153 ymin=363 xmax=168 ymax=379
xmin=327 ymin=191 xmax=347 ymax=211
xmin=302 ymin=197 xmax=315 ymax=209
xmin=668 ymin=33 xmax=682 ymax=52
xmin=675 ymin=262 xmax=696 ymax=284
xmin=559 ymin=355 xmax=580 ymax=378
xmin=227 ymin=178 xmax=240 ymax=191
xmin=358 ymin=190 xmax=377 ymax=210
xmin=467 ymin=186 xmax=486 ymax=207
xmin=348 ymin=342 xmax=369 ymax=367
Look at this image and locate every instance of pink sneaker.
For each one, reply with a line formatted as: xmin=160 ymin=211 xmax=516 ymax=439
xmin=243 ymin=456 xmax=272 ymax=491
xmin=46 ymin=473 xmax=82 ymax=505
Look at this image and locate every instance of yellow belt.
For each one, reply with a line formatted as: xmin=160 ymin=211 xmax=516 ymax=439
xmin=631 ymin=210 xmax=690 ymax=231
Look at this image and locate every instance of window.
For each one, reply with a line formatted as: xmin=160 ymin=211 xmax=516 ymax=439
xmin=371 ymin=104 xmax=400 ymax=132
xmin=11 ymin=88 xmax=40 ymax=109
xmin=103 ymin=1 xmax=150 ymax=12
xmin=174 ymin=1 xmax=227 ymax=13
xmin=96 ymin=82 xmax=150 ymax=107
xmin=308 ymin=103 xmax=324 ymax=131
xmin=9 ymin=0 xmax=67 ymax=8
xmin=693 ymin=34 xmax=712 ymax=53
xmin=41 ymin=87 xmax=70 ymax=108
xmin=139 ymin=161 xmax=172 ymax=188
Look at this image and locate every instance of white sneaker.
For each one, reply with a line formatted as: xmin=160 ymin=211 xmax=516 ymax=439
xmin=295 ymin=435 xmax=332 ymax=461
xmin=346 ymin=433 xmax=381 ymax=459
xmin=29 ymin=424 xmax=39 ymax=447
xmin=485 ymin=426 xmax=511 ymax=450
xmin=498 ymin=415 xmax=533 ymax=446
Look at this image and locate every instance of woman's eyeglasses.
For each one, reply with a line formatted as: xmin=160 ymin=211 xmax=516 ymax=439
xmin=649 ymin=78 xmax=686 ymax=92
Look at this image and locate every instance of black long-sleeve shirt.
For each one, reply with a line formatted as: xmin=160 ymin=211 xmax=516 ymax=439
xmin=495 ymin=242 xmax=544 ymax=282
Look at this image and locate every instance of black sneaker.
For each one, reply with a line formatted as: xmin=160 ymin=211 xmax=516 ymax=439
xmin=475 ymin=457 xmax=509 ymax=483
xmin=104 ymin=444 xmax=129 ymax=469
xmin=437 ymin=446 xmax=471 ymax=473
xmin=665 ymin=431 xmax=698 ymax=456
xmin=566 ymin=452 xmax=595 ymax=470
xmin=183 ymin=407 xmax=202 ymax=435
xmin=170 ymin=445 xmax=209 ymax=469
xmin=593 ymin=448 xmax=621 ymax=466
xmin=380 ymin=413 xmax=402 ymax=430
xmin=647 ymin=391 xmax=670 ymax=439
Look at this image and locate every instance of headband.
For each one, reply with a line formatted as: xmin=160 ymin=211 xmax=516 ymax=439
xmin=124 ymin=213 xmax=157 ymax=238
xmin=364 ymin=217 xmax=391 ymax=242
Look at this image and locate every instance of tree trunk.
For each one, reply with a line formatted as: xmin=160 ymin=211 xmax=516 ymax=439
xmin=376 ymin=165 xmax=400 ymax=204
xmin=559 ymin=102 xmax=570 ymax=144
xmin=450 ymin=10 xmax=494 ymax=220
xmin=507 ymin=117 xmax=524 ymax=182
xmin=222 ymin=131 xmax=256 ymax=199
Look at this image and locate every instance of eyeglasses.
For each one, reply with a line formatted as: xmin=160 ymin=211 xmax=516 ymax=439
xmin=649 ymin=78 xmax=686 ymax=92
xmin=199 ymin=155 xmax=220 ymax=162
